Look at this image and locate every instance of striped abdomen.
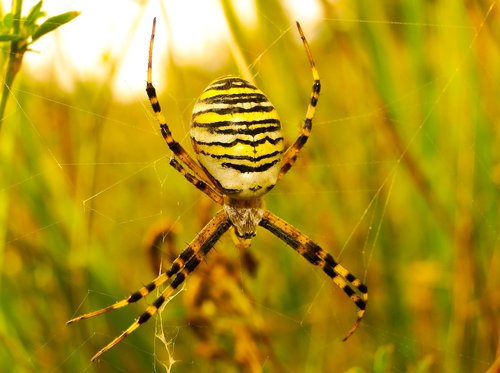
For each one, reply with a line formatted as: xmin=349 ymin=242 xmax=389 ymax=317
xmin=190 ymin=76 xmax=284 ymax=199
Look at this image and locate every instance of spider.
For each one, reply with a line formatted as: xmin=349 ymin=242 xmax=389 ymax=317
xmin=67 ymin=18 xmax=368 ymax=362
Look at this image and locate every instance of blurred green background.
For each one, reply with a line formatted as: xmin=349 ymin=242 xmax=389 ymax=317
xmin=0 ymin=0 xmax=499 ymax=372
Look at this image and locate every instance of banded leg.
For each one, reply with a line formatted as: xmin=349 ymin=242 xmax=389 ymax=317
xmin=69 ymin=210 xmax=231 ymax=362
xmin=146 ymin=18 xmax=215 ymax=190
xmin=66 ymin=212 xmax=216 ymax=323
xmin=169 ymin=158 xmax=224 ymax=205
xmin=66 ymin=227 xmax=205 ymax=324
xmin=278 ymin=21 xmax=321 ymax=180
xmin=259 ymin=210 xmax=367 ymax=340
xmin=67 ymin=272 xmax=170 ymax=324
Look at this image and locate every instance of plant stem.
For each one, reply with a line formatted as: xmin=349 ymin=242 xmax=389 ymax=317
xmin=0 ymin=0 xmax=24 ymax=128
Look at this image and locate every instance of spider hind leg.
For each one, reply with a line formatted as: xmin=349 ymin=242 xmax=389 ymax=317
xmin=68 ymin=210 xmax=231 ymax=361
xmin=259 ymin=210 xmax=368 ymax=339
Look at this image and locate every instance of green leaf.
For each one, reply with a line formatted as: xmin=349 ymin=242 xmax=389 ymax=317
xmin=3 ymin=13 xmax=13 ymax=28
xmin=31 ymin=11 xmax=80 ymax=42
xmin=0 ymin=34 xmax=23 ymax=42
xmin=26 ymin=1 xmax=44 ymax=26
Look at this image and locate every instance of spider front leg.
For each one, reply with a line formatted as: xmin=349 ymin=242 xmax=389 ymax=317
xmin=278 ymin=21 xmax=321 ymax=180
xmin=146 ymin=18 xmax=217 ymax=197
xmin=68 ymin=210 xmax=231 ymax=362
xmin=169 ymin=158 xmax=224 ymax=205
xmin=259 ymin=210 xmax=368 ymax=340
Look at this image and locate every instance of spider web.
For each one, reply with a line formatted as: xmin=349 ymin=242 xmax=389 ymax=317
xmin=1 ymin=0 xmax=499 ymax=372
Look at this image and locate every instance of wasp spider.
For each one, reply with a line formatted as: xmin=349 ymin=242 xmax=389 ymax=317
xmin=68 ymin=19 xmax=368 ymax=362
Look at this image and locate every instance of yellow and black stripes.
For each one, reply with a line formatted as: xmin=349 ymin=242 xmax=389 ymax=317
xmin=169 ymin=158 xmax=224 ymax=205
xmin=278 ymin=21 xmax=321 ymax=180
xmin=259 ymin=210 xmax=368 ymax=340
xmin=146 ymin=17 xmax=218 ymax=199
xmin=68 ymin=21 xmax=369 ymax=363
xmin=190 ymin=76 xmax=285 ymax=198
xmin=69 ymin=210 xmax=231 ymax=362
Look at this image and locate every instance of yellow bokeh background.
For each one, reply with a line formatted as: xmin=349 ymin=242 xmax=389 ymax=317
xmin=0 ymin=1 xmax=498 ymax=372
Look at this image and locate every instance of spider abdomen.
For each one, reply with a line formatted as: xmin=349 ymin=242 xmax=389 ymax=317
xmin=190 ymin=76 xmax=284 ymax=199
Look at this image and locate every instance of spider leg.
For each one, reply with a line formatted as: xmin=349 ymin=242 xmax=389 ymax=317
xmin=169 ymin=158 xmax=224 ymax=205
xmin=146 ymin=18 xmax=217 ymax=192
xmin=67 ymin=271 xmax=171 ymax=323
xmin=69 ymin=210 xmax=231 ymax=362
xmin=67 ymin=220 xmax=211 ymax=324
xmin=66 ymin=232 xmax=201 ymax=324
xmin=278 ymin=21 xmax=321 ymax=180
xmin=259 ymin=210 xmax=367 ymax=340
